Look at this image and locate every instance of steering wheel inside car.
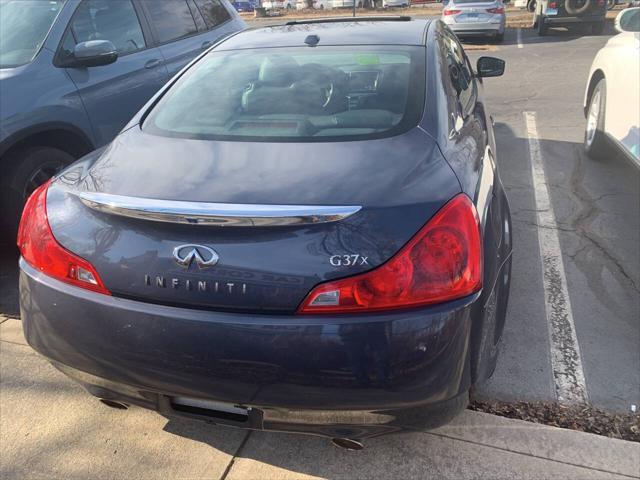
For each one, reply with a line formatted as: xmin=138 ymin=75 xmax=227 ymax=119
xmin=301 ymin=63 xmax=345 ymax=111
xmin=321 ymin=81 xmax=334 ymax=108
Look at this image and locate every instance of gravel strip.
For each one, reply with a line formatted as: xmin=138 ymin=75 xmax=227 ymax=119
xmin=470 ymin=400 xmax=640 ymax=443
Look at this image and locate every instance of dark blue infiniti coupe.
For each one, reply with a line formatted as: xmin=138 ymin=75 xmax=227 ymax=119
xmin=18 ymin=17 xmax=511 ymax=446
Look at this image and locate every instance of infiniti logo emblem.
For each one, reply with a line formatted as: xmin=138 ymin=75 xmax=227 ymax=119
xmin=172 ymin=244 xmax=219 ymax=269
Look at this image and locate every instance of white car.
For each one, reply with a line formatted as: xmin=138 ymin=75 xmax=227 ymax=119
xmin=263 ymin=0 xmax=294 ymax=8
xmin=296 ymin=0 xmax=332 ymax=8
xmin=442 ymin=0 xmax=507 ymax=42
xmin=331 ymin=0 xmax=357 ymax=7
xmin=584 ymin=7 xmax=640 ymax=166
xmin=383 ymin=0 xmax=410 ymax=7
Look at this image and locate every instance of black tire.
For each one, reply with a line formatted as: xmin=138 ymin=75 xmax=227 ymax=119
xmin=591 ymin=21 xmax=605 ymax=34
xmin=606 ymin=0 xmax=616 ymax=9
xmin=0 ymin=146 xmax=74 ymax=241
xmin=584 ymin=78 xmax=610 ymax=159
xmin=527 ymin=0 xmax=536 ymax=12
xmin=565 ymin=0 xmax=593 ymax=14
xmin=537 ymin=15 xmax=547 ymax=35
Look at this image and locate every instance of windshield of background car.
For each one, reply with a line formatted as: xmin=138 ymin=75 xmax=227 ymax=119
xmin=143 ymin=45 xmax=426 ymax=142
xmin=0 ymin=0 xmax=66 ymax=68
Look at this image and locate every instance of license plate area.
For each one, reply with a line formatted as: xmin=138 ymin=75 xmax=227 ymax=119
xmin=546 ymin=7 xmax=558 ymax=15
xmin=165 ymin=396 xmax=262 ymax=427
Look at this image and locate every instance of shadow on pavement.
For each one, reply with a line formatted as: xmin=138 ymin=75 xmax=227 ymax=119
xmin=514 ymin=22 xmax=617 ymax=45
xmin=0 ymin=245 xmax=19 ymax=317
xmin=461 ymin=23 xmax=616 ymax=47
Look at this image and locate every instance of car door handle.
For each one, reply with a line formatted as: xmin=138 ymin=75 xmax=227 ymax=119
xmin=145 ymin=59 xmax=163 ymax=69
xmin=201 ymin=41 xmax=213 ymax=50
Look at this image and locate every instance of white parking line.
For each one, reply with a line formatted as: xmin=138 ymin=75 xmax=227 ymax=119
xmin=517 ymin=28 xmax=523 ymax=49
xmin=524 ymin=111 xmax=589 ymax=404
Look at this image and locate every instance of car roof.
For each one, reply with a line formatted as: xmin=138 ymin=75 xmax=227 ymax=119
xmin=216 ymin=18 xmax=432 ymax=51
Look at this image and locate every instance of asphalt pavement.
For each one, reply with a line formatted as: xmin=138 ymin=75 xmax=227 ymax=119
xmin=0 ymin=19 xmax=639 ymax=479
xmin=464 ymin=25 xmax=639 ymax=412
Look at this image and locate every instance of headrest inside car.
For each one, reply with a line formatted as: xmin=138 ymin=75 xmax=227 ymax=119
xmin=258 ymin=56 xmax=301 ymax=86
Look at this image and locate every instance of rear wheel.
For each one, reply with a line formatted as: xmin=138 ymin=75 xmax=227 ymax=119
xmin=527 ymin=0 xmax=537 ymax=11
xmin=0 ymin=146 xmax=74 ymax=241
xmin=584 ymin=78 xmax=610 ymax=159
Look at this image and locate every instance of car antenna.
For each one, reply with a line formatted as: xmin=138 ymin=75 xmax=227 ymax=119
xmin=305 ymin=35 xmax=320 ymax=46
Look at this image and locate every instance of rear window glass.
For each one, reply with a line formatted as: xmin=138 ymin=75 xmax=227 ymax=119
xmin=143 ymin=46 xmax=426 ymax=142
xmin=193 ymin=0 xmax=231 ymax=28
xmin=142 ymin=0 xmax=197 ymax=44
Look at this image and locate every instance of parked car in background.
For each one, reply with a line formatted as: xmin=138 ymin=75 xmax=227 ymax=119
xmin=383 ymin=0 xmax=411 ymax=7
xmin=442 ymin=0 xmax=506 ymax=41
xmin=534 ymin=0 xmax=607 ymax=35
xmin=263 ymin=0 xmax=295 ymax=8
xmin=296 ymin=0 xmax=333 ymax=8
xmin=583 ymin=7 xmax=640 ymax=166
xmin=17 ymin=17 xmax=511 ymax=445
xmin=0 ymin=0 xmax=245 ymax=241
xmin=606 ymin=0 xmax=638 ymax=9
xmin=332 ymin=0 xmax=358 ymax=7
xmin=233 ymin=0 xmax=257 ymax=11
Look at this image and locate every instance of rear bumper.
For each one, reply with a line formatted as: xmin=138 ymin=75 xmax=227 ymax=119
xmin=444 ymin=20 xmax=505 ymax=35
xmin=543 ymin=14 xmax=605 ymax=25
xmin=20 ymin=260 xmax=476 ymax=438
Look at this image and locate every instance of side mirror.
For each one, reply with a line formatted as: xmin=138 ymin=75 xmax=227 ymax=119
xmin=615 ymin=7 xmax=640 ymax=33
xmin=70 ymin=40 xmax=118 ymax=68
xmin=476 ymin=56 xmax=505 ymax=78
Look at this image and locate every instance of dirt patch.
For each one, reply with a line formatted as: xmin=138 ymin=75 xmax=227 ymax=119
xmin=470 ymin=400 xmax=640 ymax=443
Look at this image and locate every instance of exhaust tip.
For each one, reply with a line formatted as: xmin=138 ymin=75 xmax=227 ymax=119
xmin=99 ymin=399 xmax=129 ymax=410
xmin=331 ymin=438 xmax=364 ymax=451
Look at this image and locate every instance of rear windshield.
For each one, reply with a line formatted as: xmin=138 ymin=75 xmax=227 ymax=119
xmin=143 ymin=46 xmax=426 ymax=142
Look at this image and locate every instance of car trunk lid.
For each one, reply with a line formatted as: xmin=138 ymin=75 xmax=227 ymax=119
xmin=46 ymin=127 xmax=461 ymax=313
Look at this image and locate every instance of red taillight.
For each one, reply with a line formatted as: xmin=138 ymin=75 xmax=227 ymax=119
xmin=17 ymin=181 xmax=110 ymax=295
xmin=444 ymin=9 xmax=461 ymax=15
xmin=596 ymin=0 xmax=604 ymax=5
xmin=548 ymin=1 xmax=557 ymax=7
xmin=487 ymin=6 xmax=505 ymax=13
xmin=298 ymin=194 xmax=482 ymax=314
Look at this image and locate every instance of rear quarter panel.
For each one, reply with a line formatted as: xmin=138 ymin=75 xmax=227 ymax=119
xmin=421 ymin=21 xmax=512 ymax=382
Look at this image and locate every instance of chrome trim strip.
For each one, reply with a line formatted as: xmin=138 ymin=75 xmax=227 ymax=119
xmin=74 ymin=191 xmax=361 ymax=227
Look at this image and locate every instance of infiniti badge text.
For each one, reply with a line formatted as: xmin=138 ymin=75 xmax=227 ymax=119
xmin=144 ymin=275 xmax=247 ymax=295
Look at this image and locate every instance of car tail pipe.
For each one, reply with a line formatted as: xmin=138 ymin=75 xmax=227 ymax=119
xmin=331 ymin=438 xmax=364 ymax=450
xmin=99 ymin=398 xmax=129 ymax=410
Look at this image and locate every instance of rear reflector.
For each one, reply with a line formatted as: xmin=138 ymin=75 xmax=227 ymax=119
xmin=17 ymin=181 xmax=110 ymax=295
xmin=298 ymin=194 xmax=482 ymax=314
xmin=444 ymin=9 xmax=461 ymax=15
xmin=486 ymin=6 xmax=505 ymax=13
